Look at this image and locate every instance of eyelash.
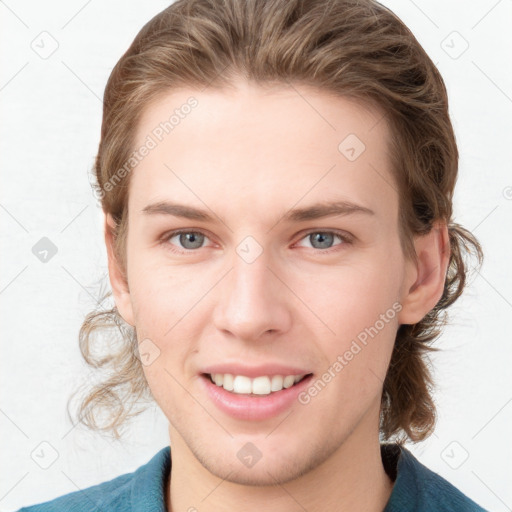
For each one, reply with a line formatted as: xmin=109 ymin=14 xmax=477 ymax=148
xmin=159 ymin=229 xmax=353 ymax=255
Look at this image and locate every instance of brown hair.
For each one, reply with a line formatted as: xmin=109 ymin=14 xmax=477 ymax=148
xmin=68 ymin=0 xmax=483 ymax=443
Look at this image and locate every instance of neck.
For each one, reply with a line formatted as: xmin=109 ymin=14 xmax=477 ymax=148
xmin=166 ymin=418 xmax=395 ymax=512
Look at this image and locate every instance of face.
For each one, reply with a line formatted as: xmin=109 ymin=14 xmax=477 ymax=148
xmin=109 ymin=80 xmax=420 ymax=485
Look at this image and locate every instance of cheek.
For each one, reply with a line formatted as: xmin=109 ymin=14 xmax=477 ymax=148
xmin=132 ymin=294 xmax=198 ymax=419
xmin=127 ymin=251 xmax=202 ymax=333
xmin=295 ymin=251 xmax=401 ymax=395
xmin=298 ymin=256 xmax=401 ymax=338
xmin=127 ymin=256 xmax=208 ymax=372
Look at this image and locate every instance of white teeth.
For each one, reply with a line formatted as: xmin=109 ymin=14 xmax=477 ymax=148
xmin=209 ymin=373 xmax=307 ymax=395
xmin=283 ymin=375 xmax=295 ymax=388
xmin=252 ymin=376 xmax=271 ymax=395
xmin=271 ymin=375 xmax=283 ymax=392
xmin=222 ymin=373 xmax=234 ymax=391
xmin=233 ymin=375 xmax=252 ymax=394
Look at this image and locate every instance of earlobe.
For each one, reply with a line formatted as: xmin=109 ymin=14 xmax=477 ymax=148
xmin=397 ymin=222 xmax=450 ymax=325
xmin=104 ymin=212 xmax=135 ymax=327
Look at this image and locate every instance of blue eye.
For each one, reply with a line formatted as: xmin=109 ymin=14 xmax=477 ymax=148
xmin=297 ymin=231 xmax=351 ymax=252
xmin=160 ymin=229 xmax=352 ymax=255
xmin=164 ymin=230 xmax=209 ymax=251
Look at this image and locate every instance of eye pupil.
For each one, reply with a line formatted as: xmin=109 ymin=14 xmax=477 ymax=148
xmin=180 ymin=232 xmax=204 ymax=249
xmin=310 ymin=232 xmax=334 ymax=249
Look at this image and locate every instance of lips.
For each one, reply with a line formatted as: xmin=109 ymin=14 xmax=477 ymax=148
xmin=198 ymin=363 xmax=314 ymax=421
xmin=200 ymin=363 xmax=312 ymax=379
xmin=200 ymin=372 xmax=314 ymax=420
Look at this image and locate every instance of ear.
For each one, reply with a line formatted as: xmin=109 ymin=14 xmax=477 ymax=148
xmin=104 ymin=212 xmax=135 ymax=327
xmin=397 ymin=221 xmax=450 ymax=325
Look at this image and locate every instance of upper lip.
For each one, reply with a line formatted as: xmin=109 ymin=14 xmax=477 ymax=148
xmin=201 ymin=363 xmax=313 ymax=378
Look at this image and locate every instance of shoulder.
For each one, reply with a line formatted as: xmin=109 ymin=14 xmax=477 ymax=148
xmin=383 ymin=443 xmax=489 ymax=512
xmin=16 ymin=446 xmax=171 ymax=512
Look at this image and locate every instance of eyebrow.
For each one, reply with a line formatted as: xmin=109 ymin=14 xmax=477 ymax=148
xmin=141 ymin=200 xmax=375 ymax=223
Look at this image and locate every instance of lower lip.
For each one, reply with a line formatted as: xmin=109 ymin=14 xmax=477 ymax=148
xmin=200 ymin=374 xmax=313 ymax=421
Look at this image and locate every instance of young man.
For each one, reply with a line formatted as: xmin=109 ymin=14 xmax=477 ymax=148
xmin=18 ymin=0 xmax=487 ymax=510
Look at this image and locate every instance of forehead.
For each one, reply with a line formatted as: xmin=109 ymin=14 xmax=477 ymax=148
xmin=129 ymin=81 xmax=397 ymax=225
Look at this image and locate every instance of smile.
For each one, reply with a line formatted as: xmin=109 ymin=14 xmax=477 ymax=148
xmin=200 ymin=372 xmax=314 ymax=421
xmin=207 ymin=373 xmax=310 ymax=395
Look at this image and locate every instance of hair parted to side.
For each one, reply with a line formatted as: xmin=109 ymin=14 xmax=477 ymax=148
xmin=68 ymin=0 xmax=483 ymax=443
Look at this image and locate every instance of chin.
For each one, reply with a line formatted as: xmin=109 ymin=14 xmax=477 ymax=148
xmin=207 ymin=459 xmax=308 ymax=487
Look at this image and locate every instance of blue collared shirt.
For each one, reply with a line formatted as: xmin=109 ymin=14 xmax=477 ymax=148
xmin=17 ymin=443 xmax=489 ymax=511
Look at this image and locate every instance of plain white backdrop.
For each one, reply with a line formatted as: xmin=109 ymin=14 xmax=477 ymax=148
xmin=1 ymin=1 xmax=511 ymax=511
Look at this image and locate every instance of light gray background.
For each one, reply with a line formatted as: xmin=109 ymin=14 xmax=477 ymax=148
xmin=1 ymin=1 xmax=511 ymax=511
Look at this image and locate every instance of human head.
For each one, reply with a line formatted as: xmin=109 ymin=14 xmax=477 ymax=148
xmin=73 ymin=0 xmax=482 ymax=454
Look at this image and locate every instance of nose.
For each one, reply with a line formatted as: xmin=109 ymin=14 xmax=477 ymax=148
xmin=211 ymin=249 xmax=292 ymax=342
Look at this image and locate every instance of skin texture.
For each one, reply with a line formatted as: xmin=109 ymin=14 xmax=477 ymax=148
xmin=105 ymin=79 xmax=450 ymax=512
